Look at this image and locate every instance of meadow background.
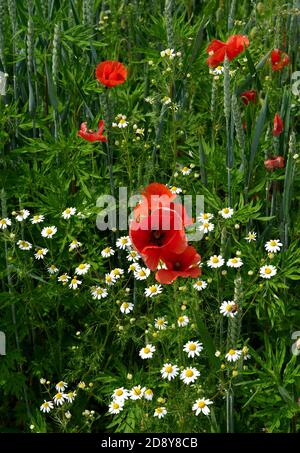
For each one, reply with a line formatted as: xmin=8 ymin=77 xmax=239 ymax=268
xmin=1 ymin=0 xmax=300 ymax=433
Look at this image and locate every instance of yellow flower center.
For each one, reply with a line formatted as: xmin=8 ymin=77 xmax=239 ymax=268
xmin=196 ymin=281 xmax=203 ymax=286
xmin=165 ymin=366 xmax=173 ymax=373
xmin=65 ymin=208 xmax=71 ymax=214
xmin=183 ymin=167 xmax=188 ymax=172
xmin=55 ymin=393 xmax=62 ymax=399
xmin=122 ymin=303 xmax=129 ymax=309
xmin=228 ymin=349 xmax=236 ymax=355
xmin=134 ymin=388 xmax=141 ymax=395
xmin=178 ymin=316 xmax=184 ymax=323
xmin=212 ymin=257 xmax=219 ymax=263
xmin=270 ymin=240 xmax=277 ymax=246
xmin=71 ymin=278 xmax=77 ymax=284
xmin=185 ymin=369 xmax=194 ymax=378
xmin=113 ymin=402 xmax=120 ymax=409
xmin=37 ymin=250 xmax=43 ymax=255
xmin=157 ymin=319 xmax=164 ymax=325
xmin=119 ymin=119 xmax=126 ymax=125
xmin=155 ymin=407 xmax=163 ymax=414
xmin=115 ymin=389 xmax=123 ymax=396
xmin=170 ymin=186 xmax=177 ymax=192
xmin=223 ymin=208 xmax=229 ymax=214
xmin=198 ymin=401 xmax=206 ymax=409
xmin=143 ymin=347 xmax=150 ymax=354
xmin=149 ymin=285 xmax=157 ymax=293
xmin=46 ymin=228 xmax=53 ymax=235
xmin=203 ymin=222 xmax=209 ymax=228
xmin=265 ymin=268 xmax=272 ymax=274
xmin=139 ymin=270 xmax=146 ymax=276
xmin=231 ymin=258 xmax=238 ymax=263
xmin=0 ymin=219 xmax=6 ymax=224
xmin=121 ymin=239 xmax=128 ymax=244
xmin=226 ymin=304 xmax=233 ymax=312
xmin=103 ymin=247 xmax=110 ymax=253
xmin=189 ymin=344 xmax=196 ymax=351
xmin=145 ymin=389 xmax=152 ymax=395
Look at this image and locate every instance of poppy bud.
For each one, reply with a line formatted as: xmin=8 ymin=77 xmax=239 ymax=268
xmin=272 ymin=113 xmax=283 ymax=136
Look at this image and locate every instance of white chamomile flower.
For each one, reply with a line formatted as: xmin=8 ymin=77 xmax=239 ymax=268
xmin=154 ymin=317 xmax=168 ymax=330
xmin=198 ymin=212 xmax=214 ymax=222
xmin=144 ymin=389 xmax=154 ymax=401
xmin=183 ymin=341 xmax=203 ymax=358
xmin=91 ymin=286 xmax=108 ymax=299
xmin=134 ymin=267 xmax=150 ymax=280
xmin=144 ymin=284 xmax=163 ymax=298
xmin=210 ymin=65 xmax=224 ymax=75
xmin=130 ymin=385 xmax=146 ymax=400
xmin=40 ymin=400 xmax=54 ymax=413
xmin=120 ymin=302 xmax=134 ymax=314
xmin=41 ymin=226 xmax=57 ymax=238
xmin=55 ymin=381 xmax=67 ymax=393
xmin=17 ymin=240 xmax=32 ymax=250
xmin=15 ymin=209 xmax=30 ymax=221
xmin=111 ymin=268 xmax=124 ymax=279
xmin=161 ymin=363 xmax=179 ymax=381
xmin=245 ymin=231 xmax=257 ymax=242
xmin=193 ymin=280 xmax=207 ymax=291
xmin=199 ymin=221 xmax=215 ymax=233
xmin=162 ymin=96 xmax=172 ymax=105
xmin=220 ymin=301 xmax=238 ymax=318
xmin=264 ymin=239 xmax=283 ymax=253
xmin=225 ymin=349 xmax=242 ymax=362
xmin=220 ymin=207 xmax=234 ymax=219
xmin=242 ymin=346 xmax=251 ymax=360
xmin=65 ymin=391 xmax=76 ymax=403
xmin=114 ymin=114 xmax=128 ymax=129
xmin=177 ymin=315 xmax=189 ymax=327
xmin=128 ymin=263 xmax=140 ymax=273
xmin=192 ymin=398 xmax=213 ymax=416
xmin=48 ymin=264 xmax=59 ymax=274
xmin=226 ymin=257 xmax=243 ymax=268
xmin=160 ymin=48 xmax=176 ymax=59
xmin=116 ymin=236 xmax=131 ymax=250
xmin=207 ymin=255 xmax=224 ymax=268
xmin=105 ymin=273 xmax=117 ymax=286
xmin=154 ymin=407 xmax=167 ymax=419
xmin=108 ymin=400 xmax=124 ymax=415
xmin=75 ymin=263 xmax=90 ymax=275
xmin=169 ymin=185 xmax=182 ymax=194
xmin=62 ymin=207 xmax=76 ymax=219
xmin=69 ymin=239 xmax=82 ymax=251
xmin=58 ymin=273 xmax=70 ymax=284
xmin=34 ymin=248 xmax=48 ymax=260
xmin=139 ymin=344 xmax=156 ymax=360
xmin=78 ymin=382 xmax=86 ymax=389
xmin=181 ymin=166 xmax=191 ymax=176
xmin=65 ymin=411 xmax=72 ymax=419
xmin=0 ymin=217 xmax=11 ymax=229
xmin=180 ymin=367 xmax=200 ymax=384
xmin=69 ymin=276 xmax=82 ymax=290
xmin=101 ymin=247 xmax=115 ymax=258
xmin=126 ymin=250 xmax=140 ymax=262
xmin=30 ymin=214 xmax=45 ymax=224
xmin=259 ymin=265 xmax=277 ymax=279
xmin=53 ymin=392 xmax=66 ymax=406
xmin=112 ymin=387 xmax=129 ymax=402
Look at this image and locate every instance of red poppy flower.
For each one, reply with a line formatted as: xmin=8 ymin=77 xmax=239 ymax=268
xmin=271 ymin=49 xmax=289 ymax=71
xmin=95 ymin=60 xmax=127 ymax=88
xmin=240 ymin=89 xmax=257 ymax=105
xmin=130 ymin=207 xmax=187 ymax=271
xmin=206 ymin=34 xmax=249 ymax=67
xmin=272 ymin=113 xmax=283 ymax=136
xmin=155 ymin=246 xmax=201 ymax=284
xmin=134 ymin=183 xmax=193 ymax=226
xmin=264 ymin=156 xmax=285 ymax=171
xmin=77 ymin=120 xmax=107 ymax=142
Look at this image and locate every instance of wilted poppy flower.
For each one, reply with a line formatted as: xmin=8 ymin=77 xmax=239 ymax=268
xmin=240 ymin=89 xmax=257 ymax=105
xmin=95 ymin=60 xmax=127 ymax=88
xmin=77 ymin=120 xmax=107 ymax=142
xmin=271 ymin=49 xmax=289 ymax=71
xmin=130 ymin=207 xmax=188 ymax=271
xmin=206 ymin=34 xmax=249 ymax=67
xmin=264 ymin=156 xmax=285 ymax=171
xmin=155 ymin=246 xmax=201 ymax=284
xmin=272 ymin=113 xmax=283 ymax=136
